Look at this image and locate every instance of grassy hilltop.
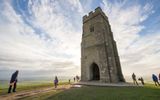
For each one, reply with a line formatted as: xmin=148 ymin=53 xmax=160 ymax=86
xmin=1 ymin=83 xmax=158 ymax=100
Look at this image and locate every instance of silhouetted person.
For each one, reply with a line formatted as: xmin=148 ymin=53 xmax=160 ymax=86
xmin=132 ymin=73 xmax=138 ymax=85
xmin=54 ymin=76 xmax=58 ymax=88
xmin=138 ymin=77 xmax=145 ymax=85
xmin=69 ymin=79 xmax=71 ymax=84
xmin=76 ymin=75 xmax=80 ymax=82
xmin=152 ymin=74 xmax=160 ymax=86
xmin=159 ymin=73 xmax=160 ymax=81
xmin=8 ymin=70 xmax=19 ymax=93
xmin=73 ymin=77 xmax=75 ymax=82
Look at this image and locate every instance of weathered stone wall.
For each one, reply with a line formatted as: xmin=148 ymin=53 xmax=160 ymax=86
xmin=81 ymin=7 xmax=125 ymax=83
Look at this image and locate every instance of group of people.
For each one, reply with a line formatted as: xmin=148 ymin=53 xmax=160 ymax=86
xmin=132 ymin=73 xmax=144 ymax=85
xmin=73 ymin=75 xmax=80 ymax=82
xmin=7 ymin=70 xmax=160 ymax=94
xmin=55 ymin=75 xmax=80 ymax=87
xmin=69 ymin=75 xmax=80 ymax=84
xmin=7 ymin=71 xmax=59 ymax=93
xmin=7 ymin=70 xmax=80 ymax=93
xmin=132 ymin=73 xmax=160 ymax=86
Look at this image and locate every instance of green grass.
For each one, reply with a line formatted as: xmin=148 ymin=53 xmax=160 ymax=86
xmin=20 ymin=83 xmax=160 ymax=100
xmin=0 ymin=81 xmax=68 ymax=95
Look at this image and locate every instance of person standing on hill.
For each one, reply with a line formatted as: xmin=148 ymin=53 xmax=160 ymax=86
xmin=159 ymin=73 xmax=160 ymax=81
xmin=138 ymin=77 xmax=145 ymax=85
xmin=132 ymin=73 xmax=138 ymax=85
xmin=76 ymin=75 xmax=80 ymax=82
xmin=73 ymin=77 xmax=75 ymax=82
xmin=8 ymin=70 xmax=19 ymax=93
xmin=152 ymin=74 xmax=160 ymax=86
xmin=69 ymin=79 xmax=71 ymax=84
xmin=54 ymin=76 xmax=58 ymax=88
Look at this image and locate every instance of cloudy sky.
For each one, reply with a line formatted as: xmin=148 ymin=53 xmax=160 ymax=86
xmin=0 ymin=0 xmax=160 ymax=79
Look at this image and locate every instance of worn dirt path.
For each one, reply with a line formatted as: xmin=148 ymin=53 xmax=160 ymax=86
xmin=0 ymin=85 xmax=71 ymax=100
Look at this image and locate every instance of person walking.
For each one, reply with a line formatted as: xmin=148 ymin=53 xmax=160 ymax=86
xmin=8 ymin=70 xmax=19 ymax=93
xmin=152 ymin=74 xmax=160 ymax=86
xmin=132 ymin=73 xmax=138 ymax=85
xmin=159 ymin=73 xmax=160 ymax=81
xmin=54 ymin=76 xmax=59 ymax=88
xmin=76 ymin=75 xmax=80 ymax=82
xmin=69 ymin=79 xmax=71 ymax=84
xmin=138 ymin=77 xmax=145 ymax=85
xmin=73 ymin=77 xmax=75 ymax=82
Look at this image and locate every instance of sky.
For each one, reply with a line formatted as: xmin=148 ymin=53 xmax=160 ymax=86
xmin=0 ymin=0 xmax=160 ymax=79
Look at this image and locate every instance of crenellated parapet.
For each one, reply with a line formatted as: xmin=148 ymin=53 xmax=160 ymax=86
xmin=83 ymin=7 xmax=108 ymax=23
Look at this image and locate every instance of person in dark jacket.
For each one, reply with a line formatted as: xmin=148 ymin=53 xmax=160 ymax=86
xmin=152 ymin=74 xmax=160 ymax=86
xmin=8 ymin=70 xmax=19 ymax=93
xmin=138 ymin=77 xmax=145 ymax=85
xmin=73 ymin=77 xmax=75 ymax=82
xmin=159 ymin=73 xmax=160 ymax=81
xmin=76 ymin=75 xmax=80 ymax=82
xmin=54 ymin=76 xmax=58 ymax=88
xmin=132 ymin=73 xmax=138 ymax=85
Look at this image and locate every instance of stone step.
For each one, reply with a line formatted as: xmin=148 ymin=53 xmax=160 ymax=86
xmin=72 ymin=82 xmax=142 ymax=87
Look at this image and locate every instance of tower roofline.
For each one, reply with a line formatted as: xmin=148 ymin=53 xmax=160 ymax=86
xmin=83 ymin=7 xmax=108 ymax=23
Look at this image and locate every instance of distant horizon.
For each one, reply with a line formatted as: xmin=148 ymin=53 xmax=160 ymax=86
xmin=0 ymin=69 xmax=156 ymax=83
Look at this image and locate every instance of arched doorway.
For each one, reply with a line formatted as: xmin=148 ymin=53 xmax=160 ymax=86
xmin=91 ymin=63 xmax=100 ymax=80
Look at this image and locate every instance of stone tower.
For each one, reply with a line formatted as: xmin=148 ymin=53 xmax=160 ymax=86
xmin=81 ymin=7 xmax=125 ymax=83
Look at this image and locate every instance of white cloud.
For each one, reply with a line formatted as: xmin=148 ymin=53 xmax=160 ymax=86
xmin=102 ymin=0 xmax=160 ymax=77
xmin=0 ymin=0 xmax=83 ymax=76
xmin=0 ymin=0 xmax=160 ymax=79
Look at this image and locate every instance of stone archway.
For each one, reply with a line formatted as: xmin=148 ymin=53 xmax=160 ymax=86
xmin=90 ymin=63 xmax=100 ymax=80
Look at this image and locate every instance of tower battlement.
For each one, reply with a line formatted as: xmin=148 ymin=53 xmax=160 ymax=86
xmin=83 ymin=7 xmax=108 ymax=23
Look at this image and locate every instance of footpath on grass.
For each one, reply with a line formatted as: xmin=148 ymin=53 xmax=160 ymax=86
xmin=0 ymin=82 xmax=144 ymax=100
xmin=0 ymin=84 xmax=71 ymax=100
